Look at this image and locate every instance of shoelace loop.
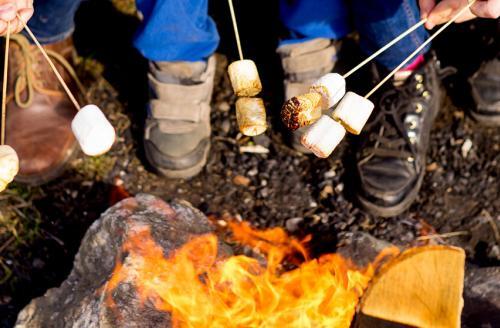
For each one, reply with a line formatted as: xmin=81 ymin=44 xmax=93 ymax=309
xmin=9 ymin=34 xmax=86 ymax=109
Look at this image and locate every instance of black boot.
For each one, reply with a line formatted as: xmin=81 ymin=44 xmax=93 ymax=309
xmin=469 ymin=54 xmax=500 ymax=126
xmin=356 ymin=54 xmax=452 ymax=217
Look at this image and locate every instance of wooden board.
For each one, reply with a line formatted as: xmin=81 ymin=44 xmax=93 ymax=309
xmin=360 ymin=245 xmax=465 ymax=328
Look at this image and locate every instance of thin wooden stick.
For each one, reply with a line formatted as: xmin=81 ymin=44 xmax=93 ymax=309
xmin=343 ymin=19 xmax=427 ymax=79
xmin=1 ymin=22 xmax=10 ymax=145
xmin=364 ymin=0 xmax=476 ymax=99
xmin=227 ymin=0 xmax=244 ymax=60
xmin=416 ymin=231 xmax=470 ymax=241
xmin=16 ymin=14 xmax=80 ymax=110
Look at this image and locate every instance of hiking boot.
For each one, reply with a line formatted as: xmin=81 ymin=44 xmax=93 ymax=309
xmin=469 ymin=55 xmax=500 ymax=126
xmin=356 ymin=54 xmax=452 ymax=217
xmin=277 ymin=38 xmax=340 ymax=152
xmin=5 ymin=34 xmax=83 ymax=185
xmin=144 ymin=56 xmax=215 ymax=179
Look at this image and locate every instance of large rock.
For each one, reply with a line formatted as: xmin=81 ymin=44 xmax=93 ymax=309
xmin=15 ymin=194 xmax=214 ymax=328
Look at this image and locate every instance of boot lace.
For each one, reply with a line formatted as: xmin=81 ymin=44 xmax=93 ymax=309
xmin=9 ymin=34 xmax=86 ymax=109
xmin=360 ymin=74 xmax=428 ymax=165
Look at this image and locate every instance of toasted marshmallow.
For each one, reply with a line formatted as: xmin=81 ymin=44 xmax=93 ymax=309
xmin=300 ymin=115 xmax=346 ymax=158
xmin=0 ymin=145 xmax=19 ymax=192
xmin=281 ymin=92 xmax=322 ymax=131
xmin=71 ymin=105 xmax=116 ymax=156
xmin=332 ymin=91 xmax=374 ymax=135
xmin=310 ymin=73 xmax=346 ymax=109
xmin=236 ymin=97 xmax=267 ymax=136
xmin=228 ymin=60 xmax=262 ymax=97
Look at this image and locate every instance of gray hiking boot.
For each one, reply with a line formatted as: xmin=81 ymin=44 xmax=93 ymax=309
xmin=144 ymin=56 xmax=216 ymax=179
xmin=277 ymin=38 xmax=340 ymax=152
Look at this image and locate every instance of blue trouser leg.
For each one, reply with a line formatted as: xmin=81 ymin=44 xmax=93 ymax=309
xmin=28 ymin=0 xmax=83 ymax=44
xmin=134 ymin=0 xmax=219 ymax=62
xmin=28 ymin=0 xmax=219 ymax=62
xmin=279 ymin=0 xmax=350 ymax=44
xmin=351 ymin=0 xmax=429 ymax=70
xmin=280 ymin=0 xmax=429 ymax=70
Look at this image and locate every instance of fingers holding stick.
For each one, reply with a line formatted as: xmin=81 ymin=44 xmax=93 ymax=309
xmin=0 ymin=0 xmax=33 ymax=35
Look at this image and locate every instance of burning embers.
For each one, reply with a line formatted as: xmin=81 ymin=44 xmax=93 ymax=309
xmin=104 ymin=222 xmax=389 ymax=327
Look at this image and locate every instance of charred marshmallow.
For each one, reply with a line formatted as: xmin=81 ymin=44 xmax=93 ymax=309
xmin=332 ymin=91 xmax=374 ymax=135
xmin=281 ymin=92 xmax=322 ymax=131
xmin=228 ymin=60 xmax=262 ymax=97
xmin=301 ymin=115 xmax=346 ymax=158
xmin=71 ymin=105 xmax=116 ymax=156
xmin=0 ymin=145 xmax=19 ymax=192
xmin=236 ymin=97 xmax=267 ymax=136
xmin=309 ymin=73 xmax=346 ymax=109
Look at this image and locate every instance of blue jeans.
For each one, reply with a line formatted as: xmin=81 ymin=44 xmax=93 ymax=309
xmin=280 ymin=0 xmax=429 ymax=70
xmin=28 ymin=0 xmax=219 ymax=62
xmin=29 ymin=0 xmax=428 ymax=69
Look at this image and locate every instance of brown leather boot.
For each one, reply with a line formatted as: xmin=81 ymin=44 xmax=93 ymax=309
xmin=4 ymin=34 xmax=84 ymax=185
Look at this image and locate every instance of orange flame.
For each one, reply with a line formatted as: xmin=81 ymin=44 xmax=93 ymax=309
xmin=105 ymin=222 xmax=396 ymax=327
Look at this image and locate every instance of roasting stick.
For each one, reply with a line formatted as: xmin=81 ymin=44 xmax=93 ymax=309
xmin=15 ymin=14 xmax=116 ymax=156
xmin=0 ymin=21 xmax=20 ymax=192
xmin=227 ymin=0 xmax=243 ymax=61
xmin=16 ymin=14 xmax=80 ymax=110
xmin=364 ymin=0 xmax=476 ymax=99
xmin=226 ymin=0 xmax=267 ymax=136
xmin=342 ymin=18 xmax=428 ymax=79
xmin=1 ymin=22 xmax=11 ymax=145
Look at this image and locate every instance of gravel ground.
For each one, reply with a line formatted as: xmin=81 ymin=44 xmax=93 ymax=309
xmin=0 ymin=1 xmax=498 ymax=326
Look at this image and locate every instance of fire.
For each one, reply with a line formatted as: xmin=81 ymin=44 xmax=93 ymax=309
xmin=105 ymin=221 xmax=396 ymax=327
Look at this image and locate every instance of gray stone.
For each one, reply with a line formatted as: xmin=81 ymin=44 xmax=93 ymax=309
xmin=462 ymin=266 xmax=500 ymax=328
xmin=15 ymin=194 xmax=215 ymax=328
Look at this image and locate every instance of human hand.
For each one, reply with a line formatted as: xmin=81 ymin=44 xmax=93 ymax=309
xmin=0 ymin=0 xmax=33 ymax=36
xmin=419 ymin=0 xmax=500 ymax=29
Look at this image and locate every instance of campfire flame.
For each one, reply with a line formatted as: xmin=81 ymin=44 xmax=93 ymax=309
xmin=105 ymin=221 xmax=396 ymax=327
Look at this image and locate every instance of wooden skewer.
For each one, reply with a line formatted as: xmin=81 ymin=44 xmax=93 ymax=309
xmin=227 ymin=0 xmax=244 ymax=61
xmin=16 ymin=13 xmax=81 ymax=110
xmin=1 ymin=21 xmax=11 ymax=145
xmin=364 ymin=0 xmax=476 ymax=99
xmin=342 ymin=19 xmax=428 ymax=79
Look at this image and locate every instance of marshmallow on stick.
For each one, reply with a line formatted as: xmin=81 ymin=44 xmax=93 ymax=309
xmin=310 ymin=73 xmax=346 ymax=110
xmin=71 ymin=105 xmax=116 ymax=156
xmin=0 ymin=145 xmax=19 ymax=192
xmin=236 ymin=97 xmax=267 ymax=136
xmin=281 ymin=92 xmax=322 ymax=131
xmin=228 ymin=60 xmax=262 ymax=97
xmin=332 ymin=91 xmax=374 ymax=135
xmin=301 ymin=115 xmax=346 ymax=158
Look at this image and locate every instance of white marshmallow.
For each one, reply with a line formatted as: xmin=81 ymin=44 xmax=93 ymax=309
xmin=301 ymin=115 xmax=346 ymax=158
xmin=71 ymin=105 xmax=116 ymax=156
xmin=310 ymin=73 xmax=346 ymax=109
xmin=332 ymin=91 xmax=374 ymax=135
xmin=228 ymin=60 xmax=262 ymax=97
xmin=0 ymin=145 xmax=19 ymax=192
xmin=236 ymin=97 xmax=267 ymax=136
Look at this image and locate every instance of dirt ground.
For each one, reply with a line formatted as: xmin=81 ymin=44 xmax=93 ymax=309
xmin=0 ymin=1 xmax=499 ymax=326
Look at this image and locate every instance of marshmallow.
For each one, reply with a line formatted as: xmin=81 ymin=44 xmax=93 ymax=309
xmin=332 ymin=91 xmax=374 ymax=135
xmin=300 ymin=115 xmax=346 ymax=158
xmin=309 ymin=73 xmax=346 ymax=109
xmin=228 ymin=60 xmax=262 ymax=97
xmin=281 ymin=92 xmax=322 ymax=131
xmin=71 ymin=105 xmax=116 ymax=156
xmin=236 ymin=97 xmax=267 ymax=136
xmin=0 ymin=145 xmax=19 ymax=192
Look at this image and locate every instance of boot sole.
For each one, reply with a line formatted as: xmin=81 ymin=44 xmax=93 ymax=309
xmin=470 ymin=111 xmax=500 ymax=127
xmin=153 ymin=143 xmax=210 ymax=180
xmin=14 ymin=142 xmax=78 ymax=186
xmin=357 ymin=166 xmax=425 ymax=218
